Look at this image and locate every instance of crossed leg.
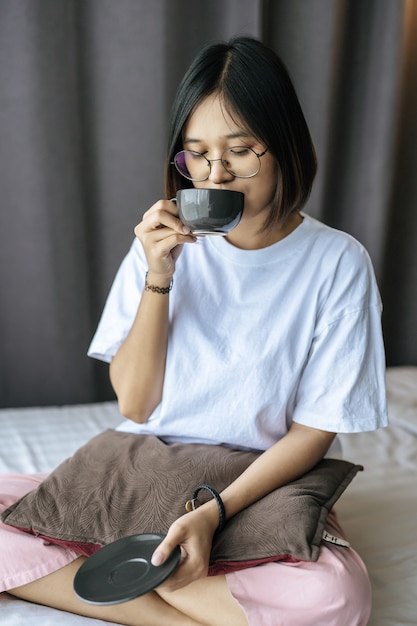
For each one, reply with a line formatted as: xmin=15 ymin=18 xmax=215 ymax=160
xmin=9 ymin=556 xmax=248 ymax=626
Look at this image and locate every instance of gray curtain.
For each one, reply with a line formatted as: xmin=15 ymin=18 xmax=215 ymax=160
xmin=1 ymin=0 xmax=416 ymax=408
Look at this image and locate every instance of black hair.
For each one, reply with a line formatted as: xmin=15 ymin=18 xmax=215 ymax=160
xmin=165 ymin=36 xmax=317 ymax=228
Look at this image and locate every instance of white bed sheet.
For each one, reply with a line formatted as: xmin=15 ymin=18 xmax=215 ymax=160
xmin=0 ymin=402 xmax=121 ymax=626
xmin=1 ymin=367 xmax=416 ymax=625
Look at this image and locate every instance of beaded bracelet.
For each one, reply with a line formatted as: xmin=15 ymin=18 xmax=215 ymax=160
xmin=185 ymin=484 xmax=226 ymax=532
xmin=144 ymin=271 xmax=173 ymax=294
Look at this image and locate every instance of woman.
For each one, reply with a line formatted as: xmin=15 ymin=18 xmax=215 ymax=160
xmin=2 ymin=37 xmax=387 ymax=625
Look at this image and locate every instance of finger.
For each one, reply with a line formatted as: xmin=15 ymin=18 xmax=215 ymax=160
xmin=141 ymin=215 xmax=191 ymax=237
xmin=144 ymin=236 xmax=197 ymax=267
xmin=141 ymin=198 xmax=175 ymax=218
xmin=151 ymin=534 xmax=209 ymax=591
xmin=142 ymin=201 xmax=190 ymax=235
xmin=135 ymin=228 xmax=196 ymax=277
xmin=151 ymin=535 xmax=179 ymax=567
xmin=157 ymin=553 xmax=208 ymax=592
xmin=135 ymin=225 xmax=195 ymax=248
xmin=136 ymin=227 xmax=196 ymax=267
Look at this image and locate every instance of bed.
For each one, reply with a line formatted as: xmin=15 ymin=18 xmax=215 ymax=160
xmin=0 ymin=366 xmax=416 ymax=625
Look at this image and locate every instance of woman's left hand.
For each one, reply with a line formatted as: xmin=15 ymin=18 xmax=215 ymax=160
xmin=151 ymin=502 xmax=219 ymax=591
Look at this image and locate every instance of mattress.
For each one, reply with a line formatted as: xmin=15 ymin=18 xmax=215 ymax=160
xmin=0 ymin=367 xmax=416 ymax=625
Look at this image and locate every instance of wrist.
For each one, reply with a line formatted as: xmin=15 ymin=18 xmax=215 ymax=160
xmin=185 ymin=484 xmax=226 ymax=533
xmin=191 ymin=500 xmax=222 ymax=536
xmin=145 ymin=271 xmax=173 ymax=294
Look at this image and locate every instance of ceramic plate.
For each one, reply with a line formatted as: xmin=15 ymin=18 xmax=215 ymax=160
xmin=73 ymin=533 xmax=181 ymax=605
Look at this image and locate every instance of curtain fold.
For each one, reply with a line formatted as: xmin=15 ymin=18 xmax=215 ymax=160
xmin=0 ymin=1 xmax=96 ymax=405
xmin=380 ymin=0 xmax=417 ymax=366
xmin=1 ymin=0 xmax=416 ymax=407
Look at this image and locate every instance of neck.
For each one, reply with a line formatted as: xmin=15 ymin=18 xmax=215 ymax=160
xmin=225 ymin=212 xmax=303 ymax=250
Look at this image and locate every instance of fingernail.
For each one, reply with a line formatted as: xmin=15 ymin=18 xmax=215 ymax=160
xmin=151 ymin=551 xmax=164 ymax=566
xmin=182 ymin=225 xmax=191 ymax=234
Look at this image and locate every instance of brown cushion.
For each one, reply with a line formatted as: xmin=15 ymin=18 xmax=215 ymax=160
xmin=1 ymin=430 xmax=362 ymax=573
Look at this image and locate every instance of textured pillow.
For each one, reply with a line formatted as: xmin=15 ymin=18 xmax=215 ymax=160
xmin=1 ymin=430 xmax=362 ymax=574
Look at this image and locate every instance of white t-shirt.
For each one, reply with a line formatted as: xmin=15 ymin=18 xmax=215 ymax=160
xmin=88 ymin=214 xmax=388 ymax=452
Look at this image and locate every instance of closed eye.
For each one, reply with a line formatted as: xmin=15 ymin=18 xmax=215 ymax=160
xmin=229 ymin=147 xmax=251 ymax=156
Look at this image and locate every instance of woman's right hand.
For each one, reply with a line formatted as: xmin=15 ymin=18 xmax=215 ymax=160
xmin=134 ymin=199 xmax=196 ymax=280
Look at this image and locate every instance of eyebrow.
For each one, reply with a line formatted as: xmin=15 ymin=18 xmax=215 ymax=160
xmin=183 ymin=131 xmax=253 ymax=145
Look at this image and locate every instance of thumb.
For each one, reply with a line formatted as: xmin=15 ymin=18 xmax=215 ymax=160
xmin=151 ymin=535 xmax=177 ymax=567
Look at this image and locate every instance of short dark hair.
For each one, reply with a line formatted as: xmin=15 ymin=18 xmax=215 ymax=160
xmin=165 ymin=36 xmax=317 ymax=228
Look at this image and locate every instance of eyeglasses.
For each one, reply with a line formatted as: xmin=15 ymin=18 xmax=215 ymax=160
xmin=171 ymin=146 xmax=269 ymax=181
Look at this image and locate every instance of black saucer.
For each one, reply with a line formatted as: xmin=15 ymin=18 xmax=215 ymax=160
xmin=73 ymin=533 xmax=181 ymax=605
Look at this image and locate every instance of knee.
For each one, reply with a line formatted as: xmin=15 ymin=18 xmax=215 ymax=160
xmin=315 ymin=549 xmax=372 ymax=626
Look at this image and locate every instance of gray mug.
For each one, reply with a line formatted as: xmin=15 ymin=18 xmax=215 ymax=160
xmin=176 ymin=188 xmax=244 ymax=235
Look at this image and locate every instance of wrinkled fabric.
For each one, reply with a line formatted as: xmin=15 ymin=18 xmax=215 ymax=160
xmin=0 ymin=474 xmax=79 ymax=592
xmin=226 ymin=511 xmax=371 ymax=626
xmin=1 ymin=475 xmax=371 ymax=624
xmin=1 ymin=431 xmax=361 ymax=568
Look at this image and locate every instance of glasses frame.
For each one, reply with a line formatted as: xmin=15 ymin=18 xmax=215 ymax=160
xmin=171 ymin=146 xmax=269 ymax=181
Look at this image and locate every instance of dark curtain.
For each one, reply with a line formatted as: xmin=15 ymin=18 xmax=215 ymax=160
xmin=1 ymin=0 xmax=416 ymax=408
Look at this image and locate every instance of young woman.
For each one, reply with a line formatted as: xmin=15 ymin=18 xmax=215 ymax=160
xmin=1 ymin=37 xmax=387 ymax=625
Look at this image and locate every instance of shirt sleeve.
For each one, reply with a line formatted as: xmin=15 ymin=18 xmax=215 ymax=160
xmin=291 ymin=246 xmax=388 ymax=433
xmin=87 ymin=239 xmax=147 ymax=363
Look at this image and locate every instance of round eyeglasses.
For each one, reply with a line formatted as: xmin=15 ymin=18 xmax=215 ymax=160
xmin=171 ymin=146 xmax=269 ymax=181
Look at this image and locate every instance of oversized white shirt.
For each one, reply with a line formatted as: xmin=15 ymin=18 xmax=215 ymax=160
xmin=88 ymin=214 xmax=388 ymax=452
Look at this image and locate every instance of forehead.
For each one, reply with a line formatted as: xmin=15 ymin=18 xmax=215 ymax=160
xmin=183 ymin=94 xmax=251 ymax=141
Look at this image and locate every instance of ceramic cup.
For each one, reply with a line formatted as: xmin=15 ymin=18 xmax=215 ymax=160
xmin=176 ymin=188 xmax=244 ymax=235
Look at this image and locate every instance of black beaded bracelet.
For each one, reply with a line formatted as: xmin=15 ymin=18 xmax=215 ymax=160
xmin=144 ymin=271 xmax=173 ymax=294
xmin=185 ymin=484 xmax=226 ymax=532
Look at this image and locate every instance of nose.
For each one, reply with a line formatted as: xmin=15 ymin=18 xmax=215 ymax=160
xmin=208 ymin=158 xmax=234 ymax=184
